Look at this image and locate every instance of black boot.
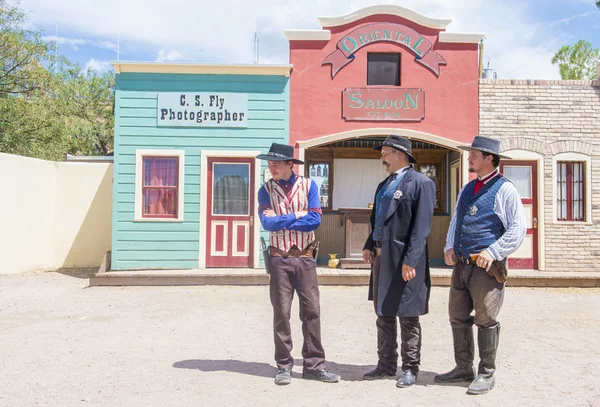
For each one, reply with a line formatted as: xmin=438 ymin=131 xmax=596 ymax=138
xmin=434 ymin=326 xmax=476 ymax=383
xmin=467 ymin=324 xmax=500 ymax=395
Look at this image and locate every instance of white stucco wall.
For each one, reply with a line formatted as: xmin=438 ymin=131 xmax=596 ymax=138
xmin=0 ymin=153 xmax=112 ymax=274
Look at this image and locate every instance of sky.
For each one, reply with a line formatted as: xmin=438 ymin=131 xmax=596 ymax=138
xmin=15 ymin=0 xmax=600 ymax=79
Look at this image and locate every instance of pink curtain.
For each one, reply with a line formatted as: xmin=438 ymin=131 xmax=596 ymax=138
xmin=143 ymin=158 xmax=178 ymax=216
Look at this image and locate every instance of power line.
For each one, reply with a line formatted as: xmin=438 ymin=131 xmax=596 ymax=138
xmin=505 ymin=0 xmax=597 ymax=77
xmin=485 ymin=0 xmax=527 ymax=38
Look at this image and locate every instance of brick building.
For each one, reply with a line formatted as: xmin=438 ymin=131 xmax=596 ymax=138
xmin=479 ymin=79 xmax=600 ymax=271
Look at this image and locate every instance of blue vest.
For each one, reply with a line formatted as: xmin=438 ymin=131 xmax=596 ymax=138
xmin=372 ymin=173 xmax=405 ymax=242
xmin=453 ymin=176 xmax=508 ymax=259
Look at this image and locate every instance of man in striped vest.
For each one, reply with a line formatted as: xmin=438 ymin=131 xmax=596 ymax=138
xmin=435 ymin=136 xmax=526 ymax=395
xmin=257 ymin=143 xmax=340 ymax=386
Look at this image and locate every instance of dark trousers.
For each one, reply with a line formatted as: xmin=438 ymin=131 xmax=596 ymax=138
xmin=449 ymin=261 xmax=505 ymax=329
xmin=372 ymin=255 xmax=422 ymax=373
xmin=269 ymin=256 xmax=325 ymax=371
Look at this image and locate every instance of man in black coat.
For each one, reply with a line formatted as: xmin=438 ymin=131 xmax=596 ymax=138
xmin=362 ymin=135 xmax=436 ymax=388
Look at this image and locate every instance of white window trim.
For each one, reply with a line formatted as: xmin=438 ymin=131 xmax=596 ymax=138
xmin=134 ymin=149 xmax=185 ymax=222
xmin=552 ymin=152 xmax=591 ymax=225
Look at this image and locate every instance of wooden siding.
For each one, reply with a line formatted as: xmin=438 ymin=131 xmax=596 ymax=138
xmin=112 ymin=73 xmax=289 ymax=270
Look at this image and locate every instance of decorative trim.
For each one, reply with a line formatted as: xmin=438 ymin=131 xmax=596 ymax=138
xmin=551 ymin=152 xmax=592 ymax=225
xmin=210 ymin=221 xmax=229 ymax=256
xmin=297 ymin=127 xmax=468 ymax=198
xmin=438 ymin=32 xmax=485 ymax=44
xmin=134 ymin=149 xmax=185 ymax=222
xmin=480 ymin=79 xmax=600 ymax=86
xmin=297 ymin=128 xmax=465 ymax=150
xmin=199 ymin=150 xmax=261 ymax=269
xmin=112 ymin=62 xmax=293 ymax=77
xmin=317 ymin=5 xmax=452 ymax=29
xmin=284 ymin=29 xmax=331 ymax=41
xmin=502 ymin=138 xmax=548 ymax=155
xmin=549 ymin=140 xmax=594 ymax=156
xmin=231 ymin=221 xmax=250 ymax=256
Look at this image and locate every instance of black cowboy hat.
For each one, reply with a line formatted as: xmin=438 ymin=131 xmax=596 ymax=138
xmin=256 ymin=143 xmax=304 ymax=164
xmin=374 ymin=135 xmax=417 ymax=163
xmin=457 ymin=136 xmax=512 ymax=159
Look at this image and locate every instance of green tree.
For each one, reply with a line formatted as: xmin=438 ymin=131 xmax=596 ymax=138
xmin=58 ymin=66 xmax=115 ymax=156
xmin=0 ymin=0 xmax=115 ymax=160
xmin=551 ymin=39 xmax=599 ymax=80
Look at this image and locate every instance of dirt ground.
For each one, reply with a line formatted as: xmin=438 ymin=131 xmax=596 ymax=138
xmin=1 ymin=270 xmax=599 ymax=407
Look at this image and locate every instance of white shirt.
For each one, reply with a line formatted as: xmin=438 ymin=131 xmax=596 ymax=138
xmin=444 ymin=171 xmax=527 ymax=261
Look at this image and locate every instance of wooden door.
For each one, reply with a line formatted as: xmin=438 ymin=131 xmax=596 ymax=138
xmin=206 ymin=158 xmax=255 ymax=267
xmin=500 ymin=160 xmax=538 ymax=269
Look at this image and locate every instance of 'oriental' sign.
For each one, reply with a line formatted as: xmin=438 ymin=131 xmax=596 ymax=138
xmin=157 ymin=92 xmax=248 ymax=128
xmin=342 ymin=88 xmax=425 ymax=122
xmin=323 ymin=22 xmax=446 ymax=78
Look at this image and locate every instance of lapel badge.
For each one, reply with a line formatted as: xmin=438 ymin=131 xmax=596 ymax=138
xmin=469 ymin=206 xmax=478 ymax=216
xmin=393 ymin=190 xmax=403 ymax=199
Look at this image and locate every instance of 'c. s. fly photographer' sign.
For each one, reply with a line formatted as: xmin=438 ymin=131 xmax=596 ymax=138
xmin=157 ymin=92 xmax=248 ymax=128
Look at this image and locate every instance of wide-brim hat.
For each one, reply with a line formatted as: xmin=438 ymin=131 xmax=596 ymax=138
xmin=458 ymin=136 xmax=512 ymax=159
xmin=374 ymin=135 xmax=417 ymax=163
xmin=256 ymin=143 xmax=304 ymax=164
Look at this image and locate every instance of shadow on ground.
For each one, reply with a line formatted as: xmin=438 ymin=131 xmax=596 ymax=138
xmin=52 ymin=267 xmax=97 ymax=279
xmin=173 ymin=358 xmax=445 ymax=385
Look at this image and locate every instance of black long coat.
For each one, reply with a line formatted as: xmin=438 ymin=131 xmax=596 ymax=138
xmin=363 ymin=168 xmax=436 ymax=317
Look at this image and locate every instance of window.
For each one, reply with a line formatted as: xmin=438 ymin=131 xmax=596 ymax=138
xmin=135 ymin=150 xmax=185 ymax=222
xmin=212 ymin=163 xmax=250 ymax=215
xmin=306 ymin=162 xmax=332 ymax=210
xmin=557 ymin=161 xmax=585 ymax=222
xmin=416 ymin=159 xmax=445 ymax=214
xmin=367 ymin=53 xmax=401 ymax=86
xmin=143 ymin=157 xmax=179 ymax=218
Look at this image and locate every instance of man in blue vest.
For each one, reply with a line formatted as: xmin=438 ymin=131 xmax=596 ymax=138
xmin=362 ymin=135 xmax=436 ymax=388
xmin=435 ymin=136 xmax=526 ymax=395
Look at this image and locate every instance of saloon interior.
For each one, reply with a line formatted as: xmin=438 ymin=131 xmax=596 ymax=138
xmin=303 ymin=137 xmax=462 ymax=268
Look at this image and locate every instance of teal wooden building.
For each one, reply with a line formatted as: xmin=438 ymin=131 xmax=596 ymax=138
xmin=111 ymin=62 xmax=292 ymax=270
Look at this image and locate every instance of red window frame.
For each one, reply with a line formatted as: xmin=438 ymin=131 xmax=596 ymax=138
xmin=141 ymin=156 xmax=179 ymax=219
xmin=557 ymin=161 xmax=585 ymax=222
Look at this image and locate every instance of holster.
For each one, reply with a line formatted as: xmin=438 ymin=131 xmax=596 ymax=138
xmin=260 ymin=237 xmax=271 ymax=274
xmin=487 ymin=260 xmax=508 ymax=284
xmin=312 ymin=241 xmax=320 ymax=260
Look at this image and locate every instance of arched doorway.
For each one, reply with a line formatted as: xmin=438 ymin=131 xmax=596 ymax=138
xmin=297 ymin=129 xmax=466 ymax=268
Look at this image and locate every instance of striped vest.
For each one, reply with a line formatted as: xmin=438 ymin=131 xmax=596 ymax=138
xmin=265 ymin=176 xmax=315 ymax=251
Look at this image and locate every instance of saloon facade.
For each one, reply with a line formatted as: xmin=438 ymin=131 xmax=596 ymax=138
xmin=110 ymin=5 xmax=599 ymax=272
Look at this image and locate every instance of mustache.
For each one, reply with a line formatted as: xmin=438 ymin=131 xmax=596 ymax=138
xmin=382 ymin=161 xmax=389 ymax=166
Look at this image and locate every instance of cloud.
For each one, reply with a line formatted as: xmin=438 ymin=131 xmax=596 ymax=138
xmin=83 ymin=58 xmax=111 ymax=73
xmin=19 ymin=0 xmax=599 ymax=79
xmin=156 ymin=48 xmax=184 ymax=62
xmin=42 ymin=35 xmax=86 ymax=51
xmin=41 ymin=35 xmax=118 ymax=53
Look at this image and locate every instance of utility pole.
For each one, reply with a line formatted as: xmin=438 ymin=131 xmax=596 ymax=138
xmin=254 ymin=33 xmax=259 ymax=64
xmin=55 ymin=22 xmax=59 ymax=72
xmin=478 ymin=39 xmax=484 ymax=79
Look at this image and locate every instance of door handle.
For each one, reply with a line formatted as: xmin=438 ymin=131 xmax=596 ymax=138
xmin=533 ymin=217 xmax=537 ymax=229
xmin=249 ymin=216 xmax=254 ymax=227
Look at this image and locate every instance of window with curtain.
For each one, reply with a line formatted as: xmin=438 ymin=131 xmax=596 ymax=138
xmin=212 ymin=163 xmax=250 ymax=215
xmin=557 ymin=161 xmax=585 ymax=222
xmin=142 ymin=157 xmax=179 ymax=218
